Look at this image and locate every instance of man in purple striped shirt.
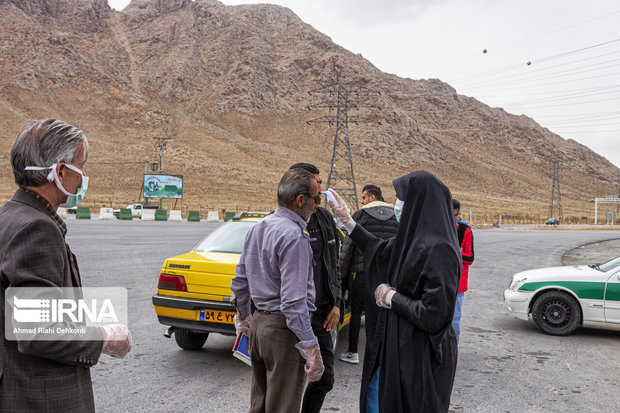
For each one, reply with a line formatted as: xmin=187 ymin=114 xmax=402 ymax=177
xmin=231 ymin=168 xmax=325 ymax=413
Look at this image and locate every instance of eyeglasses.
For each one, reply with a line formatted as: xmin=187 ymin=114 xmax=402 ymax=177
xmin=305 ymin=193 xmax=322 ymax=204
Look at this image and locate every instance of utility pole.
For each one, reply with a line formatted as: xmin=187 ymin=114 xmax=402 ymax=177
xmin=152 ymin=136 xmax=172 ymax=173
xmin=152 ymin=136 xmax=172 ymax=209
xmin=548 ymin=159 xmax=563 ymax=220
xmin=307 ymin=68 xmax=380 ymax=210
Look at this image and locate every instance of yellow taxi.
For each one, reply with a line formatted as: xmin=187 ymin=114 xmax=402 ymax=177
xmin=152 ymin=212 xmax=349 ymax=351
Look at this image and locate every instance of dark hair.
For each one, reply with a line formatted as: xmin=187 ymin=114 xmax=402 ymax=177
xmin=362 ymin=184 xmax=383 ymax=202
xmin=277 ymin=168 xmax=315 ymax=206
xmin=452 ymin=199 xmax=461 ymax=211
xmin=289 ymin=162 xmax=320 ymax=175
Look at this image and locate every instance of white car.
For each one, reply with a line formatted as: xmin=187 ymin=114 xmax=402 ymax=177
xmin=113 ymin=204 xmax=144 ymax=218
xmin=504 ymin=256 xmax=620 ymax=335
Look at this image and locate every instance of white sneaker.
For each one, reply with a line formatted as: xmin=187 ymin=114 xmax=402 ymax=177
xmin=339 ymin=352 xmax=360 ymax=364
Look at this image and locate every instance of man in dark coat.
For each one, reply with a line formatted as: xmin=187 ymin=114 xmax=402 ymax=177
xmin=327 ymin=171 xmax=460 ymax=413
xmin=0 ymin=119 xmax=132 ymax=412
xmin=339 ymin=184 xmax=398 ymax=364
xmin=289 ymin=163 xmax=343 ymax=413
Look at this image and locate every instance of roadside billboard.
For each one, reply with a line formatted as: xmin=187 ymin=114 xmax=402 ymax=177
xmin=143 ymin=174 xmax=183 ymax=199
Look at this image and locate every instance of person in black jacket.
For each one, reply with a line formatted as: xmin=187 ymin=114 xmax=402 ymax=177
xmin=339 ymin=184 xmax=398 ymax=364
xmin=289 ymin=163 xmax=342 ymax=413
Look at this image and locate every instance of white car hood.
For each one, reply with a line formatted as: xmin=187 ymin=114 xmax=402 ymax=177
xmin=513 ymin=265 xmax=599 ymax=282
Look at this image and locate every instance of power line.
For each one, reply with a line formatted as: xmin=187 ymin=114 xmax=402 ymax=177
xmin=473 ymin=83 xmax=620 ymax=100
xmin=458 ymin=54 xmax=620 ymax=89
xmin=536 ymin=38 xmax=620 ymax=64
xmin=507 ymin=96 xmax=620 ymax=110
xmin=535 ymin=111 xmax=620 ymax=119
xmin=460 ymin=71 xmax=620 ymax=93
xmin=503 ymin=9 xmax=620 ymax=49
xmin=504 ymin=87 xmax=620 ymax=106
xmin=550 ymin=129 xmax=620 ymax=133
xmin=453 ymin=38 xmax=620 ymax=86
xmin=413 ymin=9 xmax=620 ymax=71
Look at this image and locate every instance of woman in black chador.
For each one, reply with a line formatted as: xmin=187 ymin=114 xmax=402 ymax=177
xmin=327 ymin=171 xmax=460 ymax=413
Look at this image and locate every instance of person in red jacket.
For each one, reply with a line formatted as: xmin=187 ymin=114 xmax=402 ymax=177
xmin=451 ymin=199 xmax=474 ymax=345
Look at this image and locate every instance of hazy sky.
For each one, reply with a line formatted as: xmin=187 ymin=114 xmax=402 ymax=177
xmin=108 ymin=0 xmax=620 ymax=170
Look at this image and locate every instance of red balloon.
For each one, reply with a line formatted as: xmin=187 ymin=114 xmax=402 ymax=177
xmin=483 ymin=49 xmax=487 ymax=54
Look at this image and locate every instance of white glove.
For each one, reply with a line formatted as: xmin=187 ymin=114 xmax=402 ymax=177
xmin=326 ymin=189 xmax=356 ymax=233
xmin=375 ymin=283 xmax=396 ymax=309
xmin=298 ymin=344 xmax=324 ymax=382
xmin=234 ymin=315 xmax=250 ymax=335
xmin=100 ymin=324 xmax=132 ymax=358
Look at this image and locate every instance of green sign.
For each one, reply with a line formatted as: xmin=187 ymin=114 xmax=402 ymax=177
xmin=143 ymin=174 xmax=183 ymax=199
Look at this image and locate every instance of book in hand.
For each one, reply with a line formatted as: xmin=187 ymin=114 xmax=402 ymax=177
xmin=232 ymin=331 xmax=251 ymax=366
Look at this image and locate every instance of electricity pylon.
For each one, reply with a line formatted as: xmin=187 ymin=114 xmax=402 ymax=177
xmin=548 ymin=159 xmax=563 ymax=220
xmin=307 ymin=73 xmax=380 ymax=211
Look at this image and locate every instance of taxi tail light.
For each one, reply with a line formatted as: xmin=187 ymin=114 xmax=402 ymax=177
xmin=158 ymin=273 xmax=188 ymax=292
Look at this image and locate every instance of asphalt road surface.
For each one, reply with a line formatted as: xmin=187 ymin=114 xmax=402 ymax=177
xmin=64 ymin=219 xmax=620 ymax=412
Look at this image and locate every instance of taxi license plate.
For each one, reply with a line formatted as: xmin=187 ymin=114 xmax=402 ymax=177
xmin=199 ymin=309 xmax=235 ymax=324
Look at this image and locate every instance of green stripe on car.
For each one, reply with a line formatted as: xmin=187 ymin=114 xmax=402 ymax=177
xmin=606 ymin=284 xmax=620 ymax=301
xmin=518 ymin=281 xmax=605 ymax=300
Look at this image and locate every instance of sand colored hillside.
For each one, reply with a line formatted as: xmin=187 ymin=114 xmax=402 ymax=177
xmin=0 ymin=0 xmax=617 ymax=223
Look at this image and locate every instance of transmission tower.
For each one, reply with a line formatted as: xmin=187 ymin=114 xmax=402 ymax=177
xmin=307 ymin=73 xmax=380 ymax=210
xmin=548 ymin=159 xmax=563 ymax=219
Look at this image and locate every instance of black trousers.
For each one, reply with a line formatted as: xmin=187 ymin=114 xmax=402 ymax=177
xmin=301 ymin=305 xmax=335 ymax=413
xmin=347 ymin=272 xmax=365 ymax=353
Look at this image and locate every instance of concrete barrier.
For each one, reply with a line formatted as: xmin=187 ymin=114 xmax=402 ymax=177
xmin=188 ymin=211 xmax=201 ymax=222
xmin=118 ymin=209 xmax=133 ymax=220
xmin=142 ymin=209 xmax=155 ymax=221
xmin=57 ymin=207 xmax=68 ymax=219
xmin=76 ymin=207 xmax=91 ymax=220
xmin=99 ymin=208 xmax=115 ymax=220
xmin=206 ymin=211 xmax=220 ymax=222
xmin=169 ymin=210 xmax=182 ymax=222
xmin=155 ymin=209 xmax=168 ymax=221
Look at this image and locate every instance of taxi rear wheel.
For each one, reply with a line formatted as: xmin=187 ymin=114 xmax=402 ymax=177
xmin=531 ymin=291 xmax=581 ymax=336
xmin=174 ymin=328 xmax=209 ymax=350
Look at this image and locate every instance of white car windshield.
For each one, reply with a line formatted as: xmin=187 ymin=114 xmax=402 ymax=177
xmin=194 ymin=221 xmax=258 ymax=254
xmin=598 ymin=256 xmax=620 ymax=272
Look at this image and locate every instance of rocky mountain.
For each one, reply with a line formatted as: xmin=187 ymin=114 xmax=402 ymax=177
xmin=0 ymin=0 xmax=617 ymax=222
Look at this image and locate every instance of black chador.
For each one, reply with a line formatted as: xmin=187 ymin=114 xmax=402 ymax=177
xmin=348 ymin=171 xmax=461 ymax=413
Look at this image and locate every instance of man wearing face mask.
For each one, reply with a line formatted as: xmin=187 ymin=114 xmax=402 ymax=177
xmin=288 ymin=163 xmax=342 ymax=413
xmin=231 ymin=167 xmax=324 ymax=413
xmin=0 ymin=119 xmax=132 ymax=413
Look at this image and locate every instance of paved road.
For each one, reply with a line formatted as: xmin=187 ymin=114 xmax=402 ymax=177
xmin=64 ymin=220 xmax=620 ymax=412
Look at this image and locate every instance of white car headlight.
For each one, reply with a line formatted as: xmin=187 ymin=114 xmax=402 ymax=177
xmin=509 ymin=278 xmax=528 ymax=292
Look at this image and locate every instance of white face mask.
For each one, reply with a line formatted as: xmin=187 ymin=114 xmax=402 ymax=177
xmin=25 ymin=163 xmax=89 ymax=208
